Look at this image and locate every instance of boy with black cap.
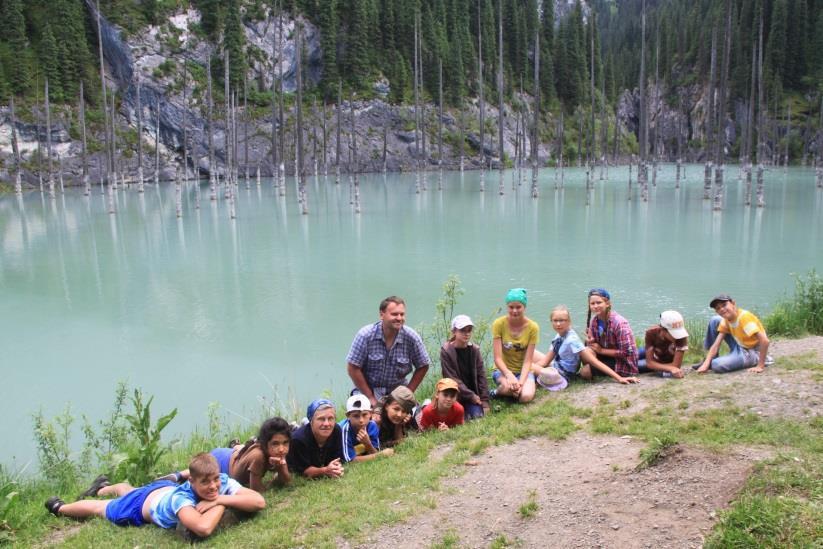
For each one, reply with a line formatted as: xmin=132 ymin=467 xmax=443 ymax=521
xmin=697 ymin=294 xmax=772 ymax=374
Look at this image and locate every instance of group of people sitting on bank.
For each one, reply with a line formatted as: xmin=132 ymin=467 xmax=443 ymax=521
xmin=45 ymin=290 xmax=772 ymax=538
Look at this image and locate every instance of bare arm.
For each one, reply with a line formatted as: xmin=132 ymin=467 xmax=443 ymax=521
xmin=347 ymin=363 xmax=376 ymax=406
xmin=177 ymin=504 xmax=226 ymax=539
xmin=749 ymin=331 xmax=770 ymax=373
xmin=698 ymin=333 xmax=725 ymax=373
xmin=303 ymin=458 xmax=344 ymax=479
xmin=407 ymin=365 xmax=429 ymax=392
xmin=214 ymin=487 xmax=266 ymax=513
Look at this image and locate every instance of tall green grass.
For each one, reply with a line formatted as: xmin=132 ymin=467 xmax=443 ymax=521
xmin=764 ymin=270 xmax=823 ymax=336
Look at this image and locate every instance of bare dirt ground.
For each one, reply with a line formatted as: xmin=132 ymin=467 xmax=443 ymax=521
xmin=354 ymin=337 xmax=823 ymax=549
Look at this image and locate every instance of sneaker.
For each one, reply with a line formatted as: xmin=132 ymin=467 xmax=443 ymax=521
xmin=764 ymin=355 xmax=775 ymax=366
xmin=45 ymin=496 xmax=65 ymax=516
xmin=78 ymin=474 xmax=110 ymax=499
xmin=690 ymin=363 xmax=703 ymax=371
xmin=489 ymin=389 xmax=499 ymax=399
xmin=154 ymin=472 xmax=183 ymax=483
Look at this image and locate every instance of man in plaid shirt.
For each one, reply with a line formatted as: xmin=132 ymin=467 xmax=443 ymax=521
xmin=346 ymin=296 xmax=430 ymax=407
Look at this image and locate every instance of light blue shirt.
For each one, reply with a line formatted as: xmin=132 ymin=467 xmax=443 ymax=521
xmin=150 ymin=473 xmax=240 ymax=529
xmin=551 ymin=329 xmax=585 ymax=375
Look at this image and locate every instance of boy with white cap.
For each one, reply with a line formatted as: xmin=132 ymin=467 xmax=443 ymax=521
xmin=638 ymin=310 xmax=690 ymax=378
xmin=339 ymin=394 xmax=393 ymax=462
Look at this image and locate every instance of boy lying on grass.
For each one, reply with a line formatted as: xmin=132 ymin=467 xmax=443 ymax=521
xmin=45 ymin=453 xmax=265 ymax=539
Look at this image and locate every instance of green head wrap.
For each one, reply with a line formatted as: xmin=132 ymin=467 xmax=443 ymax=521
xmin=505 ymin=288 xmax=527 ymax=306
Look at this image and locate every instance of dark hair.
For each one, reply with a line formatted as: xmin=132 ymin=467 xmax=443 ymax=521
xmin=586 ymin=292 xmax=611 ymax=340
xmin=379 ymin=296 xmax=405 ymax=312
xmin=236 ymin=417 xmax=291 ymax=462
xmin=377 ymin=395 xmax=406 ymax=447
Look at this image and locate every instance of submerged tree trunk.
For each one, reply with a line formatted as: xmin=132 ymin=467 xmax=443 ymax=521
xmin=335 ymin=81 xmax=342 ymax=186
xmin=712 ymin=0 xmax=732 ymax=211
xmin=136 ymin=77 xmax=145 ymax=193
xmin=45 ymin=78 xmax=55 ymax=199
xmin=96 ymin=0 xmax=112 ymax=185
xmin=531 ymin=25 xmax=540 ymax=199
xmin=296 ymin=23 xmax=307 ymax=215
xmin=182 ymin=61 xmax=188 ymax=186
xmin=478 ymin=5 xmax=485 ymax=192
xmin=497 ymin=0 xmax=505 ymax=195
xmin=207 ymin=53 xmax=216 ymax=199
xmin=155 ymin=94 xmax=161 ymax=186
xmin=704 ymin=25 xmax=717 ymax=200
xmin=10 ymin=96 xmax=22 ymax=195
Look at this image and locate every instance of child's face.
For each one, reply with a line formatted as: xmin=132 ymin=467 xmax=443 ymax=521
xmin=452 ymin=325 xmax=473 ymax=345
xmin=437 ymin=389 xmax=458 ymax=409
xmin=551 ymin=312 xmax=571 ymax=335
xmin=507 ymin=302 xmax=525 ymax=319
xmin=713 ymin=300 xmax=738 ymax=322
xmin=589 ymin=295 xmax=609 ymax=317
xmin=190 ymin=471 xmax=221 ymax=502
xmin=347 ymin=409 xmax=372 ymax=431
xmin=266 ymin=433 xmax=290 ymax=459
xmin=385 ymin=401 xmax=408 ymax=425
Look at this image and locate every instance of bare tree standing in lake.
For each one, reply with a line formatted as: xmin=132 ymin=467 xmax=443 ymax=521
xmin=497 ymin=0 xmax=505 ymax=196
xmin=350 ymin=97 xmax=360 ymax=214
xmin=136 ymin=77 xmax=145 ymax=193
xmin=439 ymin=58 xmax=444 ymax=191
xmin=336 ymin=81 xmax=342 ymax=186
xmin=638 ymin=0 xmax=648 ymax=202
xmin=45 ymin=78 xmax=55 ymax=199
xmin=713 ymin=0 xmax=732 ymax=211
xmin=11 ymin=96 xmax=22 ymax=196
xmin=207 ymin=53 xmax=216 ymax=199
xmin=155 ymin=95 xmax=161 ymax=187
xmin=95 ymin=0 xmax=112 ymax=188
xmin=704 ymin=25 xmax=717 ymax=200
xmin=531 ymin=24 xmax=540 ymax=199
xmin=478 ymin=1 xmax=485 ymax=192
xmin=413 ymin=9 xmax=422 ymax=194
xmin=755 ymin=12 xmax=766 ymax=207
xmin=295 ymin=22 xmax=307 ymax=215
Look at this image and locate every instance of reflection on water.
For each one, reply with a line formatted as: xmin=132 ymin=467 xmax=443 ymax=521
xmin=1 ymin=164 xmax=822 ymax=465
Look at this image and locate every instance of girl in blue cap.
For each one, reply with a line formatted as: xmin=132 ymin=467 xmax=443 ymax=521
xmin=491 ymin=288 xmax=540 ymax=402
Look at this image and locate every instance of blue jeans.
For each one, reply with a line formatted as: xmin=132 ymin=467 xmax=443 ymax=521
xmin=462 ymin=402 xmax=485 ymax=421
xmin=704 ymin=315 xmax=759 ymax=373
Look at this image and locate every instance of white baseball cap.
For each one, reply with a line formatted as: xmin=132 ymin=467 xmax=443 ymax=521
xmin=537 ymin=367 xmax=568 ymax=391
xmin=451 ymin=314 xmax=474 ymax=330
xmin=660 ymin=310 xmax=689 ymax=339
xmin=345 ymin=394 xmax=372 ymax=413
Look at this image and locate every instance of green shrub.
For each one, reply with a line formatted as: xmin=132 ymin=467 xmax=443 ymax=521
xmin=764 ymin=270 xmax=823 ymax=336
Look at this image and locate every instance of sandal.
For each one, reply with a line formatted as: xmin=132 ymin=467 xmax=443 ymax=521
xmin=78 ymin=474 xmax=110 ymax=499
xmin=45 ymin=496 xmax=65 ymax=516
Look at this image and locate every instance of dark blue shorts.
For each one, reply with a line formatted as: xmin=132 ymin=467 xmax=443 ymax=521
xmin=210 ymin=447 xmax=233 ymax=474
xmin=104 ymin=480 xmax=177 ymax=526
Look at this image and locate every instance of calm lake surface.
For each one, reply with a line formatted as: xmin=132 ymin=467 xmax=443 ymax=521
xmin=2 ymin=164 xmax=822 ymax=467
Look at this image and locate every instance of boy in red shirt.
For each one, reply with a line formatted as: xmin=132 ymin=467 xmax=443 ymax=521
xmin=419 ymin=378 xmax=465 ymax=431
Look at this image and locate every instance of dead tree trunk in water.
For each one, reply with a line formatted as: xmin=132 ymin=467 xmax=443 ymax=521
xmin=712 ymin=0 xmax=732 ymax=211
xmin=478 ymin=3 xmax=485 ymax=192
xmin=80 ymin=85 xmax=90 ymax=195
xmin=744 ymin=39 xmax=756 ymax=204
xmin=271 ymin=6 xmax=279 ymax=187
xmin=756 ymin=12 xmax=766 ymax=207
xmin=95 ymin=0 xmax=112 ymax=185
xmin=336 ymin=81 xmax=342 ymax=185
xmin=784 ymin=103 xmax=791 ymax=168
xmin=704 ymin=25 xmax=717 ymax=200
xmin=497 ymin=0 xmax=505 ymax=195
xmin=181 ymin=61 xmax=188 ymax=186
xmin=244 ymin=80 xmax=249 ymax=185
xmin=350 ymin=97 xmax=360 ymax=214
xmin=296 ymin=23 xmax=307 ymax=215
xmin=207 ymin=53 xmax=216 ymax=199
xmin=224 ymin=49 xmax=232 ymax=200
xmin=155 ymin=95 xmax=161 ymax=186
xmin=45 ymin=78 xmax=55 ymax=199
xmin=438 ymin=58 xmax=444 ymax=190
xmin=638 ymin=0 xmax=648 ymax=201
xmin=10 ymin=96 xmax=22 ymax=195
xmin=531 ymin=25 xmax=540 ymax=198
xmin=136 ymin=78 xmax=145 ymax=193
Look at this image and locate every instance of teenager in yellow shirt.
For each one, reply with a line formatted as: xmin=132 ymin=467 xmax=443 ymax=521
xmin=697 ymin=294 xmax=772 ymax=374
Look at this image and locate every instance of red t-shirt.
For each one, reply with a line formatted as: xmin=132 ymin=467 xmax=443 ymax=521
xmin=419 ymin=401 xmax=465 ymax=430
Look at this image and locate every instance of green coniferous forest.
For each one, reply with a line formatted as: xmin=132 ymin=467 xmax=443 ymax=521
xmin=1 ymin=0 xmax=821 ymax=143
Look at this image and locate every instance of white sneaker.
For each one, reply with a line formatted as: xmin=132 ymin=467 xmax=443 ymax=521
xmin=764 ymin=355 xmax=775 ymax=366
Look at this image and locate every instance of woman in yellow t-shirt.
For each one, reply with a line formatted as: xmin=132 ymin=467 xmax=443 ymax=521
xmin=491 ymin=288 xmax=540 ymax=403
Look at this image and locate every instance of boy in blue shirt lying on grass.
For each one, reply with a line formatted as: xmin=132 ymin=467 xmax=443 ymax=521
xmin=45 ymin=452 xmax=265 ymax=539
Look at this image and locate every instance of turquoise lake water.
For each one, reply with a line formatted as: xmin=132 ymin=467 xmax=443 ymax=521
xmin=2 ymin=164 xmax=822 ymax=467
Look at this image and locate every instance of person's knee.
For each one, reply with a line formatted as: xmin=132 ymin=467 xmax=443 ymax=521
xmin=579 ymin=364 xmax=593 ymax=380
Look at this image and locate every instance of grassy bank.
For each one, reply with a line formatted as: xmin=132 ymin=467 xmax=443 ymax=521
xmin=3 ymin=272 xmax=822 ymax=546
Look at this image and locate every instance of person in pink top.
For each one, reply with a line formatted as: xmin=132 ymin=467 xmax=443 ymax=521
xmin=418 ymin=378 xmax=465 ymax=431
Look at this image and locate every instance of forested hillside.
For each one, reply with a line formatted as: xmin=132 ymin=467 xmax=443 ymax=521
xmin=1 ymin=0 xmax=822 ymax=167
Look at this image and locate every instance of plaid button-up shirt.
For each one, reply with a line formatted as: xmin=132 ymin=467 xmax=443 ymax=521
xmin=588 ymin=311 xmax=639 ymax=376
xmin=346 ymin=322 xmax=430 ymax=391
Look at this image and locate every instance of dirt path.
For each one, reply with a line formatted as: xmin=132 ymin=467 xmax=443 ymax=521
xmin=355 ymin=337 xmax=823 ymax=549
